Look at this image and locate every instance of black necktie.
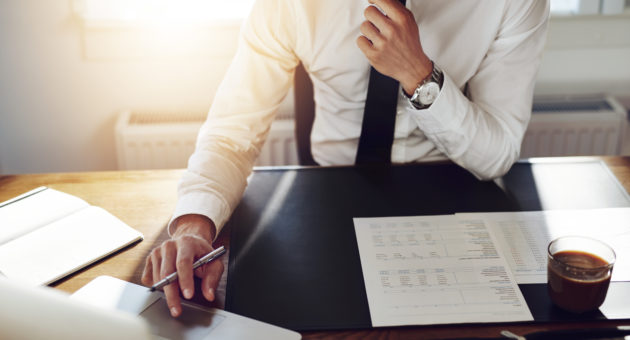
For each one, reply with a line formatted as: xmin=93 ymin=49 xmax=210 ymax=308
xmin=355 ymin=0 xmax=406 ymax=164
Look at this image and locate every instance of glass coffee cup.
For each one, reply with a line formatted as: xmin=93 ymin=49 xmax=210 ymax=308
xmin=547 ymin=236 xmax=616 ymax=313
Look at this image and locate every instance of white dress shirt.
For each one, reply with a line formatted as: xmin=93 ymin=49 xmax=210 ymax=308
xmin=170 ymin=0 xmax=550 ymax=236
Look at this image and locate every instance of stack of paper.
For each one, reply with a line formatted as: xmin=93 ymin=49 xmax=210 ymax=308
xmin=353 ymin=208 xmax=630 ymax=327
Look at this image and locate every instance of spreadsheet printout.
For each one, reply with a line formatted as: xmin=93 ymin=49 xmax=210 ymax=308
xmin=353 ymin=215 xmax=533 ymax=327
xmin=459 ymin=208 xmax=630 ymax=284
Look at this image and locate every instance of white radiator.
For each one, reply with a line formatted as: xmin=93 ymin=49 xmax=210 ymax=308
xmin=115 ymin=111 xmax=298 ymax=170
xmin=521 ymin=96 xmax=626 ymax=158
xmin=116 ymin=95 xmax=627 ymax=170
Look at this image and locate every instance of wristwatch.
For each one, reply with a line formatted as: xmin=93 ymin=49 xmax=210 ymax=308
xmin=406 ymin=62 xmax=444 ymax=110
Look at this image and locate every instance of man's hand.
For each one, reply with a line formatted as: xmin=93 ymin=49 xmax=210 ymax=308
xmin=357 ymin=0 xmax=433 ymax=95
xmin=141 ymin=214 xmax=224 ymax=318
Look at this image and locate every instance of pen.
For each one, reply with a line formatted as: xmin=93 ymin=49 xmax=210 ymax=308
xmin=501 ymin=326 xmax=630 ymax=340
xmin=149 ymin=245 xmax=226 ymax=292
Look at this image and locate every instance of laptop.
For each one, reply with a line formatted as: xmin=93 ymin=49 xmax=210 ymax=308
xmin=0 ymin=277 xmax=152 ymax=340
xmin=0 ymin=276 xmax=300 ymax=340
xmin=70 ymin=276 xmax=301 ymax=340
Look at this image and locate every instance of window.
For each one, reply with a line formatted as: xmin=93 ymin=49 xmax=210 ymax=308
xmin=72 ymin=0 xmax=255 ymax=59
xmin=73 ymin=0 xmax=256 ymax=27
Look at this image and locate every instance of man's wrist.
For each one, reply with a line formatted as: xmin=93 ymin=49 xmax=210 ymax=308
xmin=401 ymin=56 xmax=433 ymax=96
xmin=172 ymin=214 xmax=217 ymax=243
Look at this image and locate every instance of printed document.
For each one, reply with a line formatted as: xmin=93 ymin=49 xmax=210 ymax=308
xmin=460 ymin=208 xmax=630 ymax=284
xmin=354 ymin=215 xmax=533 ymax=327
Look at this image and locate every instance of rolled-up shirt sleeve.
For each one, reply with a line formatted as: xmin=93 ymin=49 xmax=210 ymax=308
xmin=169 ymin=0 xmax=299 ymax=237
xmin=406 ymin=0 xmax=549 ymax=180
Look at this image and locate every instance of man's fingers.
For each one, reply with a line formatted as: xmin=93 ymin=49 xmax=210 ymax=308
xmin=163 ymin=282 xmax=182 ymax=317
xmin=364 ymin=5 xmax=390 ymax=33
xmin=197 ymin=259 xmax=225 ymax=302
xmin=359 ymin=21 xmax=382 ymax=47
xmin=368 ymin=0 xmax=405 ymax=22
xmin=356 ymin=35 xmax=375 ymax=55
xmin=176 ymin=244 xmax=195 ymax=300
xmin=141 ymin=254 xmax=153 ymax=286
xmin=151 ymin=249 xmax=162 ymax=285
xmin=142 ymin=216 xmax=220 ymax=318
xmin=160 ymin=241 xmax=182 ymax=317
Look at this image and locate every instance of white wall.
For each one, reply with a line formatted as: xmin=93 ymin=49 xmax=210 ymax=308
xmin=535 ymin=14 xmax=630 ymax=96
xmin=0 ymin=1 xmax=235 ymax=174
xmin=1 ymin=2 xmax=629 ymax=174
xmin=534 ymin=14 xmax=630 ymax=156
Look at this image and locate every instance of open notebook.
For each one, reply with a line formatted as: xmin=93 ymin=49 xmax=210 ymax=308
xmin=0 ymin=187 xmax=143 ymax=285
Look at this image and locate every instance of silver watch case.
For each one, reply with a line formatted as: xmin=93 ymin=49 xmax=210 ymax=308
xmin=409 ymin=64 xmax=443 ymax=110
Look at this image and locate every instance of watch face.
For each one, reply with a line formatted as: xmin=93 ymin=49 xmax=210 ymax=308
xmin=419 ymin=82 xmax=440 ymax=105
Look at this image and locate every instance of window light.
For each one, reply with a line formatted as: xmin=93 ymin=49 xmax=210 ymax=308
xmin=75 ymin=0 xmax=256 ymax=27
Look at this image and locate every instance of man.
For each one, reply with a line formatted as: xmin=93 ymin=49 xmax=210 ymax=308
xmin=142 ymin=0 xmax=549 ymax=317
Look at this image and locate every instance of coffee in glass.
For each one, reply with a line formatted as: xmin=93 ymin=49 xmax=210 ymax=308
xmin=547 ymin=236 xmax=615 ymax=313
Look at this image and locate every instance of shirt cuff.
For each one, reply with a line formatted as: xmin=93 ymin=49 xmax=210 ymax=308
xmin=168 ymin=191 xmax=232 ymax=242
xmin=406 ymin=72 xmax=468 ymax=135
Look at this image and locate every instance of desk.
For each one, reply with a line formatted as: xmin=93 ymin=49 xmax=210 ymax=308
xmin=1 ymin=156 xmax=629 ymax=339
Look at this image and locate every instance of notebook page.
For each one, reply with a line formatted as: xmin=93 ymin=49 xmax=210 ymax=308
xmin=0 ymin=206 xmax=143 ymax=285
xmin=0 ymin=187 xmax=89 ymax=245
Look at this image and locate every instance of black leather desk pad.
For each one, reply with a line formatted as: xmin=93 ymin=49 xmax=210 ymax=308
xmin=225 ymin=160 xmax=630 ymax=331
